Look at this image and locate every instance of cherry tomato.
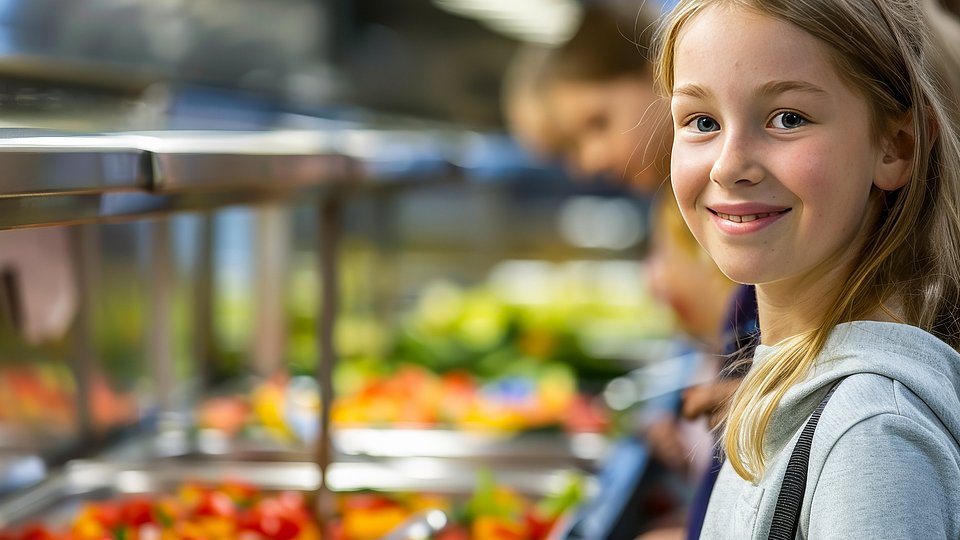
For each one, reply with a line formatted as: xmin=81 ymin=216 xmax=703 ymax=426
xmin=524 ymin=509 xmax=556 ymax=540
xmin=16 ymin=525 xmax=59 ymax=540
xmin=119 ymin=498 xmax=156 ymax=528
xmin=340 ymin=493 xmax=398 ymax=512
xmin=435 ymin=524 xmax=471 ymax=540
xmin=194 ymin=491 xmax=237 ymax=519
xmin=87 ymin=504 xmax=121 ymax=530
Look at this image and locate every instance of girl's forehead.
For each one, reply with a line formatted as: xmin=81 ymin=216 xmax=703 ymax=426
xmin=672 ymin=4 xmax=841 ymax=95
xmin=677 ymin=5 xmax=809 ymax=61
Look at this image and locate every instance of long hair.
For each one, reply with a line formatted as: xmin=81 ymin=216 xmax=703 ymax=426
xmin=653 ymin=0 xmax=960 ymax=481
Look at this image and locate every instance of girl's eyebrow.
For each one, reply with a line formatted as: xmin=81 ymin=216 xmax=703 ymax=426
xmin=757 ymin=80 xmax=828 ymax=98
xmin=672 ymin=83 xmax=708 ymax=99
xmin=672 ymin=80 xmax=828 ymax=100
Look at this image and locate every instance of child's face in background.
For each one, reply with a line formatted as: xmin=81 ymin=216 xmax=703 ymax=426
xmin=547 ymin=75 xmax=672 ymax=193
xmin=669 ymin=5 xmax=886 ymax=290
xmin=647 ymin=213 xmax=735 ymax=351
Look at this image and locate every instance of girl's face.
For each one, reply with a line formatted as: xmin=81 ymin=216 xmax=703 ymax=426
xmin=548 ymin=76 xmax=671 ymax=193
xmin=669 ymin=5 xmax=888 ymax=290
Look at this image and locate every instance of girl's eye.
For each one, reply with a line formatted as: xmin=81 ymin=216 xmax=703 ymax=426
xmin=694 ymin=116 xmax=720 ymax=132
xmin=770 ymin=111 xmax=807 ymax=129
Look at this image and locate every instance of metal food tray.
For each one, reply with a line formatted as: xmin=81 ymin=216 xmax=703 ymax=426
xmin=108 ymin=426 xmax=611 ymax=472
xmin=0 ymin=457 xmax=595 ymax=529
xmin=333 ymin=428 xmax=609 ymax=466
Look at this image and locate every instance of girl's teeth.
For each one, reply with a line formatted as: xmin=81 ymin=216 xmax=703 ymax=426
xmin=716 ymin=211 xmax=775 ymax=223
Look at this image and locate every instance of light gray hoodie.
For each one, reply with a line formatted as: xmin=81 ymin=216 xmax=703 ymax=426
xmin=700 ymin=321 xmax=960 ymax=539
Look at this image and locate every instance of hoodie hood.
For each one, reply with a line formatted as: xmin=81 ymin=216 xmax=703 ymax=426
xmin=754 ymin=321 xmax=960 ymax=455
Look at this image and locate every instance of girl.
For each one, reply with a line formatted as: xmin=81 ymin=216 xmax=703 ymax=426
xmin=654 ymin=0 xmax=960 ymax=538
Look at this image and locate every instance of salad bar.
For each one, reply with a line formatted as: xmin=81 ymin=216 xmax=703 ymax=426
xmin=0 ymin=122 xmax=681 ymax=540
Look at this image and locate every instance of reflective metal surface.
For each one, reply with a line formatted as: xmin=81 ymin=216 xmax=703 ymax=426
xmin=134 ymin=130 xmax=352 ymax=192
xmin=0 ymin=0 xmax=327 ymax=97
xmin=0 ymin=191 xmax=284 ymax=229
xmin=335 ymin=429 xmax=609 ymax=465
xmin=0 ymin=134 xmax=146 ymax=196
xmin=0 ymin=451 xmax=44 ymax=495
xmin=0 ymin=127 xmax=528 ymax=229
xmin=105 ymin=427 xmax=608 ymax=473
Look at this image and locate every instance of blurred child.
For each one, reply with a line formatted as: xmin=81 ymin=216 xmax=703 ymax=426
xmin=501 ymin=44 xmax=563 ymax=161
xmin=503 ymin=5 xmax=672 ymax=191
xmin=638 ymin=189 xmax=751 ymax=540
xmin=647 ymin=190 xmax=737 ymax=354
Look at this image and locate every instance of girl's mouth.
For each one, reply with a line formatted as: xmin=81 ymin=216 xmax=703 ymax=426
xmin=710 ymin=208 xmax=792 ymax=223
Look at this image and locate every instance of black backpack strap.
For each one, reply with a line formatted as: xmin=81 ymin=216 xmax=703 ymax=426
xmin=767 ymin=381 xmax=842 ymax=540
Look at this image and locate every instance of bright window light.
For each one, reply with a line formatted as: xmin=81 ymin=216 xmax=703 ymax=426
xmin=433 ymin=0 xmax=582 ymax=44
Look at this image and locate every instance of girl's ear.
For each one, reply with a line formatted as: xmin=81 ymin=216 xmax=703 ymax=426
xmin=875 ymin=115 xmax=915 ymax=191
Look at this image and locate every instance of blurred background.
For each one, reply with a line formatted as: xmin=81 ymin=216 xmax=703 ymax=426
xmin=0 ymin=1 xmax=739 ymax=539
xmin=0 ymin=0 xmax=674 ymax=127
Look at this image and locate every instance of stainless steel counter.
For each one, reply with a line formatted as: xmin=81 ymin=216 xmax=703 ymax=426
xmin=0 ymin=127 xmax=482 ymax=228
xmin=0 ymin=135 xmax=146 ymax=197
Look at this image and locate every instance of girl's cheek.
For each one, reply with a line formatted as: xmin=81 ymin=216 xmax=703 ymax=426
xmin=671 ymin=150 xmax=711 ymax=208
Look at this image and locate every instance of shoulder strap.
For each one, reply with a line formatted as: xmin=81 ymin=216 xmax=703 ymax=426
xmin=767 ymin=382 xmax=841 ymax=540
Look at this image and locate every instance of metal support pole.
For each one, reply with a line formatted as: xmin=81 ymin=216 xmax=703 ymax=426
xmin=252 ymin=204 xmax=290 ymax=378
xmin=68 ymin=224 xmax=98 ymax=446
xmin=193 ymin=212 xmax=215 ymax=389
xmin=314 ymin=197 xmax=341 ymax=530
xmin=146 ymin=219 xmax=174 ymax=424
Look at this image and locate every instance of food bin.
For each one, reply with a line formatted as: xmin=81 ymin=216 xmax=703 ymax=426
xmin=0 ymin=457 xmax=594 ymax=538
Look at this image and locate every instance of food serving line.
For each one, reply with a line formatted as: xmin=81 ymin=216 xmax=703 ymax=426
xmin=0 ymin=127 xmax=624 ymax=538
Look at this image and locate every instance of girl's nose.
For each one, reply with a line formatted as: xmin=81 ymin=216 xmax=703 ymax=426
xmin=709 ymin=130 xmax=765 ymax=188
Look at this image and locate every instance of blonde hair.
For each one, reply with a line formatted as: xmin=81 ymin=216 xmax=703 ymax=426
xmin=653 ymin=0 xmax=960 ymax=481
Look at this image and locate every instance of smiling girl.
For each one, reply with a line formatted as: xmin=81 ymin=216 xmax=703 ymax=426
xmin=653 ymin=0 xmax=960 ymax=538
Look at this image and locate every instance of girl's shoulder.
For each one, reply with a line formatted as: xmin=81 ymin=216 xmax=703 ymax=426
xmin=824 ymin=372 xmax=935 ymax=422
xmin=815 ymin=371 xmax=959 ymax=461
xmin=805 ymin=321 xmax=960 ymax=456
xmin=823 ymin=320 xmax=958 ymax=359
xmin=802 ymin=372 xmax=960 ymax=540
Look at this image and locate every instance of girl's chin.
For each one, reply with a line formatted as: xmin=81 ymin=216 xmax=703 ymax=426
xmin=714 ymin=264 xmax=764 ymax=286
